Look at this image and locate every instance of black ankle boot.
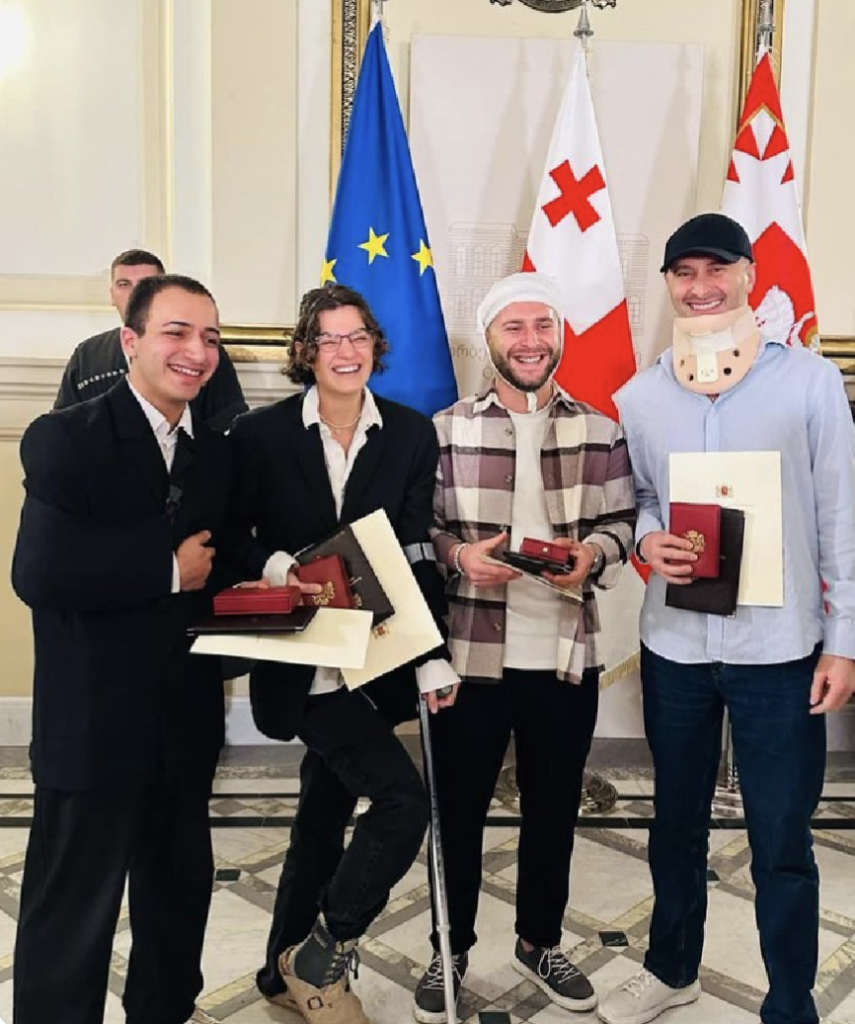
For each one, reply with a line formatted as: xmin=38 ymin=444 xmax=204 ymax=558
xmin=291 ymin=918 xmax=360 ymax=989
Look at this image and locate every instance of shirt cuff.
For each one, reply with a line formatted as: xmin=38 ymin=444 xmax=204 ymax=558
xmin=823 ymin=617 xmax=855 ymax=660
xmin=263 ymin=550 xmax=298 ymax=587
xmin=416 ymin=658 xmax=460 ymax=695
xmin=171 ymin=555 xmax=181 ymax=594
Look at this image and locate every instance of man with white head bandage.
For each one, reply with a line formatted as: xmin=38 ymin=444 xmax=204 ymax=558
xmin=412 ymin=272 xmax=637 ymax=1022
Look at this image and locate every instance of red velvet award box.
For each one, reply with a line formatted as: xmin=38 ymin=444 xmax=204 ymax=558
xmin=668 ymin=502 xmax=722 ymax=579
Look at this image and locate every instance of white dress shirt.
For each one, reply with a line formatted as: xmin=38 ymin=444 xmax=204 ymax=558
xmin=127 ymin=381 xmax=193 ymax=593
xmin=264 ymin=386 xmax=458 ymax=696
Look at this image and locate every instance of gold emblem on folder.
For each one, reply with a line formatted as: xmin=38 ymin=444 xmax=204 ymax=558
xmin=683 ymin=530 xmax=706 ymax=554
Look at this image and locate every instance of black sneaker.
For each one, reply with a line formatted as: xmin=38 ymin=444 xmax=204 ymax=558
xmin=512 ymin=938 xmax=597 ymax=1011
xmin=413 ymin=950 xmax=468 ymax=1023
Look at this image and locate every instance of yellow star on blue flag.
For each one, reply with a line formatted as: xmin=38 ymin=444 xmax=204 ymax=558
xmin=323 ymin=24 xmax=456 ymax=417
xmin=411 ymin=240 xmax=433 ymax=276
xmin=359 ymin=228 xmax=390 ymax=264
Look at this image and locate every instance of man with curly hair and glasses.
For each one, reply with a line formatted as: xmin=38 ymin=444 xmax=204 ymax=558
xmin=229 ymin=283 xmax=460 ymax=1024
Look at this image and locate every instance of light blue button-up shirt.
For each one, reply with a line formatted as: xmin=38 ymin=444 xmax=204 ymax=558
xmin=615 ymin=340 xmax=855 ymax=665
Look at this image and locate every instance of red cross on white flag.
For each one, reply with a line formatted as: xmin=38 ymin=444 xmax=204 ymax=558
xmin=523 ymin=42 xmax=636 ymax=419
xmin=524 ymin=42 xmax=643 ymax=685
xmin=721 ymin=51 xmax=819 ymax=350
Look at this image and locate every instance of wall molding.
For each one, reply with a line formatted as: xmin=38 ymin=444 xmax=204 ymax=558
xmin=0 ymin=355 xmax=297 ymax=439
xmin=0 ymin=695 xmax=281 ymax=747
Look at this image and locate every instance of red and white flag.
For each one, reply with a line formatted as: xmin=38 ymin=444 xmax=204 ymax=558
xmin=524 ymin=42 xmax=643 ymax=683
xmin=722 ymin=50 xmax=819 ymax=350
xmin=523 ymin=42 xmax=636 ymax=419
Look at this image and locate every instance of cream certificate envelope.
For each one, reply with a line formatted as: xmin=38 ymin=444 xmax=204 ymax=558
xmin=190 ymin=607 xmax=373 ymax=668
xmin=341 ymin=509 xmax=443 ymax=689
xmin=669 ymin=451 xmax=783 ymax=607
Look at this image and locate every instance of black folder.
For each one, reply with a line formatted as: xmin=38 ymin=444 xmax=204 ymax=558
xmin=297 ymin=524 xmax=394 ymax=626
xmin=665 ymin=507 xmax=746 ymax=616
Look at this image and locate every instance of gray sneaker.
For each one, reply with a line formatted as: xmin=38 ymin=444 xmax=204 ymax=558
xmin=597 ymin=968 xmax=701 ymax=1024
xmin=512 ymin=939 xmax=597 ymax=1011
xmin=413 ymin=950 xmax=468 ymax=1024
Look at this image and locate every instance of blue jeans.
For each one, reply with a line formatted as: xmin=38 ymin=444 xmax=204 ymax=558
xmin=641 ymin=644 xmax=826 ymax=1024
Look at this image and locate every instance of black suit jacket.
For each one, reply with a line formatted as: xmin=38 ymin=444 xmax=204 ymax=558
xmin=229 ymin=392 xmax=449 ymax=741
xmin=54 ymin=327 xmax=248 ymax=431
xmin=12 ymin=381 xmax=237 ymax=791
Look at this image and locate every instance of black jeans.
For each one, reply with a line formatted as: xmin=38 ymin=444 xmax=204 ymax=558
xmin=427 ymin=669 xmax=599 ymax=954
xmin=641 ymin=644 xmax=826 ymax=1024
xmin=257 ymin=688 xmax=428 ymax=997
xmin=14 ymin=780 xmax=214 ymax=1024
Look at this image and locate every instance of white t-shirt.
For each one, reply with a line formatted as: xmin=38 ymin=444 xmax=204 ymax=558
xmin=503 ymin=406 xmax=561 ymax=670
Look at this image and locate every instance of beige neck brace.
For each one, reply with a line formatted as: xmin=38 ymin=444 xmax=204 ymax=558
xmin=672 ymin=305 xmax=761 ymax=394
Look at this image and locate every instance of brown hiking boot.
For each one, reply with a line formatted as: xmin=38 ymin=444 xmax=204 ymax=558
xmin=279 ymin=926 xmax=373 ymax=1024
xmin=264 ymin=987 xmax=299 ymax=1013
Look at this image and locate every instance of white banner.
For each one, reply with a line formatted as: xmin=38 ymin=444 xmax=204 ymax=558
xmin=410 ymin=35 xmax=705 ymax=397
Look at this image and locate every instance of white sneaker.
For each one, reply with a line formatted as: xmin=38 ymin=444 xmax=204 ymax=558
xmin=597 ymin=969 xmax=701 ymax=1024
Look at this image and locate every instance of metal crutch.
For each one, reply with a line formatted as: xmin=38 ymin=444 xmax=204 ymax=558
xmin=418 ymin=693 xmax=458 ymax=1024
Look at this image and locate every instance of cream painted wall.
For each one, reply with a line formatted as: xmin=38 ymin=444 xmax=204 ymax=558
xmin=381 ymin=0 xmax=743 ymax=216
xmin=211 ymin=0 xmax=299 ymax=325
xmin=0 ymin=442 xmax=31 ymax=699
xmin=805 ymin=0 xmax=855 ymax=336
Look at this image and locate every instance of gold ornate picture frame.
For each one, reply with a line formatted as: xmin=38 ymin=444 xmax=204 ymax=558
xmin=220 ymin=324 xmax=293 ymax=364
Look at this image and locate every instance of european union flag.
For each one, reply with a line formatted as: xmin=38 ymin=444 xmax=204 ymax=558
xmin=323 ymin=24 xmax=457 ymax=418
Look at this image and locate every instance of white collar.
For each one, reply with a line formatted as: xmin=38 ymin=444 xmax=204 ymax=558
xmin=301 ymin=385 xmax=383 ymax=433
xmin=127 ymin=380 xmax=194 ymax=439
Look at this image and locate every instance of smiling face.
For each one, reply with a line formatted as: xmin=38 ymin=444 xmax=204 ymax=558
xmin=121 ymin=286 xmax=220 ymax=424
xmin=308 ymin=305 xmax=376 ymax=400
xmin=666 ymin=256 xmax=756 ymax=318
xmin=486 ymin=301 xmax=561 ymax=392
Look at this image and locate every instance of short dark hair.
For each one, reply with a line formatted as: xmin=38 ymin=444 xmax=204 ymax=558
xmin=111 ymin=248 xmax=165 ymax=275
xmin=124 ymin=274 xmax=217 ymax=336
xmin=286 ymin=283 xmax=389 ymax=385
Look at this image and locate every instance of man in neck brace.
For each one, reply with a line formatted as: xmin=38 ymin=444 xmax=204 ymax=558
xmin=598 ymin=214 xmax=855 ymax=1024
xmin=414 ymin=272 xmax=636 ymax=1022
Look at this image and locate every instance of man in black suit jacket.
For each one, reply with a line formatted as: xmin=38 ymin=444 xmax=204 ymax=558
xmin=54 ymin=248 xmax=248 ymax=431
xmin=12 ymin=275 xmax=240 ymax=1024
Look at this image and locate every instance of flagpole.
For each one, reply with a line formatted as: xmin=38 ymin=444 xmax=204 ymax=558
xmin=574 ymin=0 xmax=593 ymax=55
xmin=756 ymin=0 xmax=775 ymax=60
xmin=371 ymin=0 xmax=388 ymax=29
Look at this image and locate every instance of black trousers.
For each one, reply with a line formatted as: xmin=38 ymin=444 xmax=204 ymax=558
xmin=257 ymin=688 xmax=428 ymax=997
xmin=428 ymin=669 xmax=599 ymax=954
xmin=14 ymin=778 xmax=215 ymax=1024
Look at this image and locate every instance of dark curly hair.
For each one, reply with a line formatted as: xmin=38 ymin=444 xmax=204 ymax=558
xmin=286 ymin=283 xmax=389 ymax=385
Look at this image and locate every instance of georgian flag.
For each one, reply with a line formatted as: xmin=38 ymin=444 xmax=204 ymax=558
xmin=523 ymin=41 xmax=636 ymax=419
xmin=523 ymin=41 xmax=643 ymax=685
xmin=722 ymin=50 xmax=819 ymax=350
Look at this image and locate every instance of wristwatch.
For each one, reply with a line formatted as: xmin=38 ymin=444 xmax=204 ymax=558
xmin=588 ymin=544 xmax=605 ymax=578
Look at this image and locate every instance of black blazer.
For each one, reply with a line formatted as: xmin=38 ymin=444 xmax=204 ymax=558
xmin=12 ymin=381 xmax=236 ymax=791
xmin=54 ymin=327 xmax=249 ymax=431
xmin=229 ymin=391 xmax=449 ymax=741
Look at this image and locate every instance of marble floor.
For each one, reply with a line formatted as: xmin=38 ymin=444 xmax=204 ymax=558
xmin=0 ymin=744 xmax=853 ymax=1024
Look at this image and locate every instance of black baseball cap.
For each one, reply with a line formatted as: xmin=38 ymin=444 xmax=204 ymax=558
xmin=661 ymin=213 xmax=754 ymax=272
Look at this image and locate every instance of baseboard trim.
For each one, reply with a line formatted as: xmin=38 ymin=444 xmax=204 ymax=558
xmin=0 ymin=696 xmax=282 ymax=747
xmin=0 ymin=698 xmax=31 ymax=746
xmin=0 ymin=696 xmax=852 ymax=750
xmin=224 ymin=696 xmax=279 ymax=746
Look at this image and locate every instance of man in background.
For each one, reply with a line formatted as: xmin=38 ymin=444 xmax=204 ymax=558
xmin=55 ymin=248 xmax=247 ymax=430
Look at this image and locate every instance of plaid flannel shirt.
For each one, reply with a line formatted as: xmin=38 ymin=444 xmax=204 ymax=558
xmin=431 ymin=382 xmax=636 ymax=684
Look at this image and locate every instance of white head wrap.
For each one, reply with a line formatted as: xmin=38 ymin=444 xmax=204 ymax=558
xmin=476 ymin=272 xmax=565 ymax=337
xmin=477 ymin=272 xmax=565 ymax=411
